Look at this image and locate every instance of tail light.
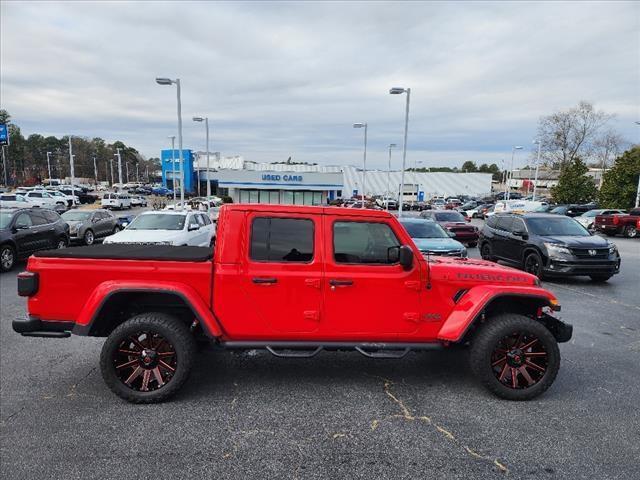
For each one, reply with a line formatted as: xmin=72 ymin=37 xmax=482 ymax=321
xmin=17 ymin=271 xmax=39 ymax=297
xmin=613 ymin=215 xmax=619 ymax=225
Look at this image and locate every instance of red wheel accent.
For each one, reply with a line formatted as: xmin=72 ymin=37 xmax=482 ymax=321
xmin=490 ymin=332 xmax=548 ymax=390
xmin=112 ymin=331 xmax=177 ymax=392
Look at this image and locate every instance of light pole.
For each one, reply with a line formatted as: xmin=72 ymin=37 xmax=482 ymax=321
xmin=532 ymin=140 xmax=542 ymax=201
xmin=387 ymin=143 xmax=397 ymax=210
xmin=68 ymin=137 xmax=76 ymax=203
xmin=156 ymin=77 xmax=185 ymax=206
xmin=193 ymin=116 xmax=211 ymax=198
xmin=115 ymin=148 xmax=123 ymax=191
xmin=109 ymin=158 xmax=114 ymax=186
xmin=168 ymin=135 xmax=177 ymax=202
xmin=390 ymin=87 xmax=411 ymax=216
xmin=506 ymin=145 xmax=523 ymax=200
xmin=93 ymin=155 xmax=98 ymax=186
xmin=46 ymin=152 xmax=52 ymax=185
xmin=353 ymin=123 xmax=368 ymax=207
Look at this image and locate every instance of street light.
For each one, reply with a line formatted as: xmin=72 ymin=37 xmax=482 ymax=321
xmin=46 ymin=152 xmax=52 ymax=185
xmin=387 ymin=143 xmax=397 ymax=210
xmin=532 ymin=140 xmax=542 ymax=201
xmin=506 ymin=145 xmax=523 ymax=200
xmin=114 ymin=148 xmax=123 ymax=191
xmin=168 ymin=135 xmax=177 ymax=202
xmin=193 ymin=116 xmax=211 ymax=198
xmin=156 ymin=77 xmax=185 ymax=206
xmin=389 ymin=87 xmax=411 ymax=216
xmin=68 ymin=137 xmax=76 ymax=204
xmin=353 ymin=123 xmax=368 ymax=207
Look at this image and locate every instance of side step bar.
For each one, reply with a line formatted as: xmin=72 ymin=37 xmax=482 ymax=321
xmin=221 ymin=341 xmax=442 ymax=359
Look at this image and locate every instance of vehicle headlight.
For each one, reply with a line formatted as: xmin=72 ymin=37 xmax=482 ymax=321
xmin=608 ymin=243 xmax=617 ymax=255
xmin=461 ymin=247 xmax=468 ymax=257
xmin=544 ymin=242 xmax=572 ymax=258
xmin=69 ymin=224 xmax=79 ymax=233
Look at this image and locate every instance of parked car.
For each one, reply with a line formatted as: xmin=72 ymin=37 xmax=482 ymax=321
xmin=399 ymin=218 xmax=467 ymax=257
xmin=101 ymin=193 xmax=132 ymax=210
xmin=23 ymin=190 xmax=66 ymax=209
xmin=130 ymin=195 xmax=148 ymax=207
xmin=15 ymin=204 xmax=572 ymax=403
xmin=0 ymin=193 xmax=31 ymax=209
xmin=62 ymin=209 xmax=119 ymax=245
xmin=494 ymin=200 xmax=548 ymax=215
xmin=46 ymin=189 xmax=77 ymax=207
xmin=575 ymin=209 xmax=626 ymax=231
xmin=467 ymin=203 xmax=491 ymax=218
xmin=420 ymin=210 xmax=479 ymax=247
xmin=103 ymin=210 xmax=214 ymax=246
xmin=58 ymin=187 xmax=97 ymax=204
xmin=0 ymin=207 xmax=69 ymax=272
xmin=594 ymin=208 xmax=640 ymax=238
xmin=550 ymin=203 xmax=597 ymax=217
xmin=445 ymin=199 xmax=462 ymax=210
xmin=479 ymin=213 xmax=620 ymax=282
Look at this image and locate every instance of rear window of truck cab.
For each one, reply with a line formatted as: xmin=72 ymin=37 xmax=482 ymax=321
xmin=333 ymin=221 xmax=400 ymax=264
xmin=250 ymin=217 xmax=314 ymax=262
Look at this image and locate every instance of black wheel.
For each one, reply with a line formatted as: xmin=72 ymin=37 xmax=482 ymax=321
xmin=470 ymin=313 xmax=560 ymax=400
xmin=589 ymin=274 xmax=612 ymax=283
xmin=0 ymin=244 xmax=16 ymax=272
xmin=83 ymin=229 xmax=95 ymax=246
xmin=100 ymin=313 xmax=196 ymax=403
xmin=480 ymin=242 xmax=495 ymax=261
xmin=524 ymin=251 xmax=544 ymax=279
xmin=468 ymin=242 xmax=478 ymax=248
xmin=624 ymin=225 xmax=637 ymax=238
xmin=56 ymin=237 xmax=68 ymax=249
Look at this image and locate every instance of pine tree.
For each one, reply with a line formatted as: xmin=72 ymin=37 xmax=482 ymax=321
xmin=598 ymin=146 xmax=640 ymax=209
xmin=551 ymin=158 xmax=597 ymax=204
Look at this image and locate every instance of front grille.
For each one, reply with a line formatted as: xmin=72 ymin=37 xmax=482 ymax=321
xmin=421 ymin=249 xmax=464 ymax=257
xmin=570 ymin=248 xmax=609 ymax=259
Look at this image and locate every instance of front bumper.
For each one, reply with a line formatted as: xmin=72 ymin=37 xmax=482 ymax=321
xmin=543 ymin=257 xmax=621 ymax=276
xmin=13 ymin=316 xmax=74 ymax=338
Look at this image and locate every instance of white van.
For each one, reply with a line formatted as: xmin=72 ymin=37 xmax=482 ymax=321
xmin=489 ymin=200 xmax=548 ymax=216
xmin=101 ymin=192 xmax=131 ymax=210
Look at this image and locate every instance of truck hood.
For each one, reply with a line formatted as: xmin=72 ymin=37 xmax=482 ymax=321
xmin=412 ymin=237 xmax=464 ymax=252
xmin=103 ymin=229 xmax=185 ymax=245
xmin=430 ymin=256 xmax=538 ymax=286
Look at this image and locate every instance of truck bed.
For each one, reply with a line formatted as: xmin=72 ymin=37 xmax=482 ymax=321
xmin=33 ymin=244 xmax=213 ymax=262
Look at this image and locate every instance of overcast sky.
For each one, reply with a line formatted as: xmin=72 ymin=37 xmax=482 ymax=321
xmin=1 ymin=1 xmax=638 ymax=170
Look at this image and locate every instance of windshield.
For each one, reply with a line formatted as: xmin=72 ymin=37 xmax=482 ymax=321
xmin=435 ymin=212 xmax=465 ymax=222
xmin=127 ymin=214 xmax=185 ymax=230
xmin=526 ymin=217 xmax=589 ymax=236
xmin=401 ymin=221 xmax=448 ymax=238
xmin=62 ymin=211 xmax=92 ymax=221
xmin=0 ymin=212 xmax=13 ymax=229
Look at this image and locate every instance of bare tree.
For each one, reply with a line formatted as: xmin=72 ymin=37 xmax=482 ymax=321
xmin=536 ymin=101 xmax=614 ymax=168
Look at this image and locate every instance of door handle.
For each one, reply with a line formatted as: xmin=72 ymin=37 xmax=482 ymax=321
xmin=329 ymin=279 xmax=353 ymax=287
xmin=252 ymin=277 xmax=277 ymax=284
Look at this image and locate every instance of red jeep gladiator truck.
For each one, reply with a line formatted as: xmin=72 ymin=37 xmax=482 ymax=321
xmin=595 ymin=207 xmax=640 ymax=238
xmin=14 ymin=205 xmax=571 ymax=403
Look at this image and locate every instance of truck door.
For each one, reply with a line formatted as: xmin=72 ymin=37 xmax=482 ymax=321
xmin=322 ymin=217 xmax=421 ymax=335
xmin=242 ymin=213 xmax=322 ymax=334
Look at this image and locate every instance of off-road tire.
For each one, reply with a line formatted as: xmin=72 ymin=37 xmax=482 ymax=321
xmin=100 ymin=313 xmax=197 ymax=403
xmin=470 ymin=313 xmax=560 ymax=400
xmin=83 ymin=229 xmax=95 ymax=246
xmin=0 ymin=244 xmax=16 ymax=272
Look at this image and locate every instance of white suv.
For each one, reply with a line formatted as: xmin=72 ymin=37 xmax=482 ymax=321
xmin=23 ymin=191 xmax=65 ymax=208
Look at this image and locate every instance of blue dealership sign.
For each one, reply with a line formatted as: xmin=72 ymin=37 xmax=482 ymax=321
xmin=0 ymin=124 xmax=8 ymax=146
xmin=418 ymin=191 xmax=424 ymax=201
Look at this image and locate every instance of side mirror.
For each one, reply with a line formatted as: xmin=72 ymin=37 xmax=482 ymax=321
xmin=399 ymin=245 xmax=414 ymax=270
xmin=188 ymin=223 xmax=200 ymax=231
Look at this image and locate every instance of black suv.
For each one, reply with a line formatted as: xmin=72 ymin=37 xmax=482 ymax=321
xmin=479 ymin=213 xmax=621 ymax=282
xmin=0 ymin=208 xmax=70 ymax=272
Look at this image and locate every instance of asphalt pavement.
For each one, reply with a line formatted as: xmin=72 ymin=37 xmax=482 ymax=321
xmin=1 ymin=217 xmax=639 ymax=479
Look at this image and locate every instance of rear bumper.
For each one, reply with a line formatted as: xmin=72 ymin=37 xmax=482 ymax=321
xmin=13 ymin=316 xmax=74 ymax=338
xmin=595 ymin=225 xmax=619 ymax=233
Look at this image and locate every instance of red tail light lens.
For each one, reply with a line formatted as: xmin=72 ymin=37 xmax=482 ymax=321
xmin=613 ymin=215 xmax=619 ymax=225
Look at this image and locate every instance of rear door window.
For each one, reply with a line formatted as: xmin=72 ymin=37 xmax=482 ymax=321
xmin=333 ymin=221 xmax=400 ymax=264
xmin=496 ymin=216 xmax=514 ymax=232
xmin=29 ymin=211 xmax=49 ymax=226
xmin=14 ymin=213 xmax=33 ymax=228
xmin=250 ymin=217 xmax=314 ymax=262
xmin=42 ymin=210 xmax=60 ymax=223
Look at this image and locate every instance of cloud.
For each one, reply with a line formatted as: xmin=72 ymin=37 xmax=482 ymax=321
xmin=1 ymin=0 xmax=638 ymax=169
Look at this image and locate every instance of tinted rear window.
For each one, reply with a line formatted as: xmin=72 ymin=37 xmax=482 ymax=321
xmin=434 ymin=212 xmax=465 ymax=222
xmin=250 ymin=217 xmax=314 ymax=262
